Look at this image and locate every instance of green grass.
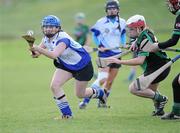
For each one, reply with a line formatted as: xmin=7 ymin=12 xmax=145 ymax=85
xmin=0 ymin=36 xmax=180 ymax=133
xmin=0 ymin=0 xmax=180 ymax=133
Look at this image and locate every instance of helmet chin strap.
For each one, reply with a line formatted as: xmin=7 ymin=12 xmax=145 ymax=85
xmin=107 ymin=15 xmax=117 ymax=19
xmin=43 ymin=28 xmax=60 ymax=38
xmin=45 ymin=33 xmax=55 ymax=38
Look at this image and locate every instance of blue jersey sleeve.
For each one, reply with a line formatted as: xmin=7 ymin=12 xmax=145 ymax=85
xmin=56 ymin=38 xmax=70 ymax=48
xmin=92 ymin=33 xmax=100 ymax=46
xmin=120 ymin=29 xmax=126 ymax=46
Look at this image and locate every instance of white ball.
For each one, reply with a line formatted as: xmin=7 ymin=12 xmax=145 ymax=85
xmin=27 ymin=30 xmax=34 ymax=36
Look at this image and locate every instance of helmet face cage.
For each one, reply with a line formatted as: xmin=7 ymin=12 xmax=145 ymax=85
xmin=167 ymin=0 xmax=180 ymax=14
xmin=41 ymin=15 xmax=60 ymax=38
xmin=105 ymin=0 xmax=119 ymax=12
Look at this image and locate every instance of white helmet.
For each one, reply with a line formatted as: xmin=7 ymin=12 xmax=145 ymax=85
xmin=126 ymin=15 xmax=146 ymax=29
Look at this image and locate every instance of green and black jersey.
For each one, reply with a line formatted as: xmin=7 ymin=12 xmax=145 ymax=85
xmin=74 ymin=24 xmax=89 ymax=46
xmin=136 ymin=29 xmax=170 ymax=76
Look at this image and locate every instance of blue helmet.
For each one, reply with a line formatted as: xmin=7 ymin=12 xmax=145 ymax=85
xmin=41 ymin=15 xmax=60 ymax=27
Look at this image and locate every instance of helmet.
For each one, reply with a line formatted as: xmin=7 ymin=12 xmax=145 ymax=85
xmin=126 ymin=15 xmax=146 ymax=29
xmin=75 ymin=12 xmax=85 ymax=20
xmin=105 ymin=0 xmax=119 ymax=12
xmin=41 ymin=15 xmax=60 ymax=27
xmin=166 ymin=0 xmax=180 ymax=14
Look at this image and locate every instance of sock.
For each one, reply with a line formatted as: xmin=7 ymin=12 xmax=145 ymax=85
xmin=81 ymin=82 xmax=101 ymax=104
xmin=54 ymin=95 xmax=72 ymax=116
xmin=172 ymin=74 xmax=180 ymax=103
xmin=153 ymin=92 xmax=164 ymax=102
xmin=172 ymin=103 xmax=180 ymax=115
xmin=82 ymin=97 xmax=90 ymax=104
xmin=105 ymin=89 xmax=111 ymax=97
xmin=90 ymin=84 xmax=104 ymax=99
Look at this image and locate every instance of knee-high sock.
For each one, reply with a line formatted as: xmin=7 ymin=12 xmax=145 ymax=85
xmin=82 ymin=71 xmax=108 ymax=104
xmin=54 ymin=95 xmax=72 ymax=116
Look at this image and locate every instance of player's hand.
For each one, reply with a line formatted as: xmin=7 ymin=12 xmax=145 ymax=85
xmin=129 ymin=39 xmax=137 ymax=51
xmin=31 ymin=52 xmax=39 ymax=58
xmin=30 ymin=45 xmax=39 ymax=52
xmin=98 ymin=47 xmax=107 ymax=52
xmin=106 ymin=57 xmax=121 ymax=64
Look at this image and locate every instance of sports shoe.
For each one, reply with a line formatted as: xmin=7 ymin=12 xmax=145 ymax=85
xmin=152 ymin=110 xmax=165 ymax=116
xmin=152 ymin=100 xmax=165 ymax=116
xmin=97 ymin=99 xmax=110 ymax=108
xmin=97 ymin=89 xmax=108 ymax=108
xmin=161 ymin=112 xmax=180 ymax=120
xmin=54 ymin=115 xmax=73 ymax=120
xmin=79 ymin=101 xmax=87 ymax=109
xmin=154 ymin=96 xmax=168 ymax=116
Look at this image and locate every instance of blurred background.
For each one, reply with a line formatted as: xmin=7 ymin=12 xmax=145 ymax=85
xmin=0 ymin=0 xmax=175 ymax=40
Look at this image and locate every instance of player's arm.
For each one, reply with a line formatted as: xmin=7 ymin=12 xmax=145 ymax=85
xmin=158 ymin=15 xmax=180 ymax=49
xmin=158 ymin=34 xmax=179 ymax=49
xmin=107 ymin=56 xmax=146 ymax=66
xmin=120 ymin=27 xmax=126 ymax=47
xmin=31 ymin=43 xmax=66 ymax=59
xmin=31 ymin=39 xmax=68 ymax=59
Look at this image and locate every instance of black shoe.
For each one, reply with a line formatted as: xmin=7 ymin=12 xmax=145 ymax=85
xmin=152 ymin=100 xmax=165 ymax=116
xmin=155 ymin=96 xmax=168 ymax=115
xmin=161 ymin=112 xmax=180 ymax=120
xmin=152 ymin=110 xmax=165 ymax=116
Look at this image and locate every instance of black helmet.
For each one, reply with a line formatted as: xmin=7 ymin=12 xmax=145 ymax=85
xmin=105 ymin=0 xmax=119 ymax=12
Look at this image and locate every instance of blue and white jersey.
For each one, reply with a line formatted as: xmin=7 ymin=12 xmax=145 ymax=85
xmin=91 ymin=16 xmax=126 ymax=58
xmin=42 ymin=31 xmax=91 ymax=71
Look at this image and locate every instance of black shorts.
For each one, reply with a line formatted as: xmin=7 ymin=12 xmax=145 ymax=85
xmin=53 ymin=60 xmax=94 ymax=81
xmin=144 ymin=66 xmax=171 ymax=84
xmin=108 ymin=58 xmax=121 ymax=69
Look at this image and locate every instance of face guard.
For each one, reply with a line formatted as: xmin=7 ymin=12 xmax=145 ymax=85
xmin=41 ymin=15 xmax=60 ymax=38
xmin=166 ymin=0 xmax=180 ymax=15
xmin=105 ymin=0 xmax=119 ymax=18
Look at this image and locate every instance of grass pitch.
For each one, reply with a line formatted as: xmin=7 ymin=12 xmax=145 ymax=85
xmin=0 ymin=0 xmax=180 ymax=133
xmin=0 ymin=39 xmax=179 ymax=133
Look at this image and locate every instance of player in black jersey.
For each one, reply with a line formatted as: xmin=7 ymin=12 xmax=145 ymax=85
xmin=147 ymin=0 xmax=180 ymax=120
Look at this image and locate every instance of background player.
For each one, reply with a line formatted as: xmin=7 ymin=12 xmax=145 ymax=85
xmin=79 ymin=0 xmax=126 ymax=109
xmin=73 ymin=12 xmax=90 ymax=47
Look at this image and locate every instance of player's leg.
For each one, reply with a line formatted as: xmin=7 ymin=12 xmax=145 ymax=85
xmin=75 ymin=80 xmax=106 ymax=100
xmin=98 ymin=64 xmax=120 ymax=108
xmin=129 ymin=82 xmax=168 ymax=115
xmin=79 ymin=67 xmax=108 ymax=109
xmin=75 ymin=62 xmax=106 ymax=109
xmin=51 ymin=69 xmax=73 ymax=119
xmin=161 ymin=73 xmax=180 ymax=120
